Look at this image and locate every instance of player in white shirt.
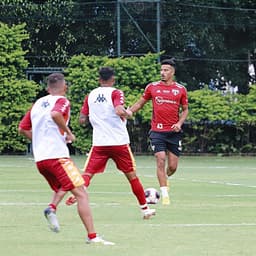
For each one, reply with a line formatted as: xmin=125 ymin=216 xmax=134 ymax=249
xmin=66 ymin=67 xmax=155 ymax=219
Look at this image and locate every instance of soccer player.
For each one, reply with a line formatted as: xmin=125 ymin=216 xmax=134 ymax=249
xmin=127 ymin=59 xmax=189 ymax=205
xmin=18 ymin=73 xmax=114 ymax=245
xmin=66 ymin=67 xmax=155 ymax=219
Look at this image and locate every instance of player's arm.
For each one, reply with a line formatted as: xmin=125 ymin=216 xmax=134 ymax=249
xmin=51 ymin=111 xmax=75 ymax=142
xmin=115 ymin=105 xmax=131 ymax=119
xmin=79 ymin=95 xmax=90 ymax=126
xmin=79 ymin=113 xmax=89 ymax=126
xmin=128 ymin=97 xmax=147 ymax=116
xmin=112 ymin=89 xmax=131 ymax=120
xmin=171 ymin=104 xmax=189 ymax=132
xmin=179 ymin=104 xmax=189 ymax=126
xmin=18 ymin=110 xmax=32 ymax=140
xmin=51 ymin=98 xmax=75 ymax=143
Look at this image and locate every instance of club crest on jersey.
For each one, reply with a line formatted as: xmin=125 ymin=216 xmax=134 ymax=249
xmin=41 ymin=100 xmax=50 ymax=108
xmin=94 ymin=94 xmax=107 ymax=103
xmin=172 ymin=89 xmax=179 ymax=96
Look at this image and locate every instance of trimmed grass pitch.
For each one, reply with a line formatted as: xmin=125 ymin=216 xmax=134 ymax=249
xmin=0 ymin=155 xmax=255 ymax=256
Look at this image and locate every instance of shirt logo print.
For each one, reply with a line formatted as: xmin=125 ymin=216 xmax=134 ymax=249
xmin=41 ymin=100 xmax=50 ymax=108
xmin=172 ymin=89 xmax=179 ymax=96
xmin=95 ymin=94 xmax=107 ymax=103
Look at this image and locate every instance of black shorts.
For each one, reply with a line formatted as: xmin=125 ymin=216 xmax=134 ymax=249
xmin=149 ymin=131 xmax=183 ymax=156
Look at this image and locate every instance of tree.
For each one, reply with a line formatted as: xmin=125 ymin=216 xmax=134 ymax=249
xmin=0 ymin=22 xmax=39 ymax=153
xmin=0 ymin=0 xmax=255 ymax=93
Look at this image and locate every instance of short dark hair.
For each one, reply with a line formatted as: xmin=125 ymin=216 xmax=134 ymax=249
xmin=47 ymin=73 xmax=65 ymax=85
xmin=99 ymin=67 xmax=115 ymax=81
xmin=161 ymin=58 xmax=176 ymax=68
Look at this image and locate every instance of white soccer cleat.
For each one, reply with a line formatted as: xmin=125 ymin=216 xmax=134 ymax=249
xmin=44 ymin=207 xmax=60 ymax=233
xmin=162 ymin=196 xmax=170 ymax=205
xmin=86 ymin=235 xmax=115 ymax=245
xmin=142 ymin=208 xmax=156 ymax=219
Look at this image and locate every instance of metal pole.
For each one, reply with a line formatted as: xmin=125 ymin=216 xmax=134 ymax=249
xmin=117 ymin=0 xmax=121 ymax=57
xmin=156 ymin=0 xmax=161 ymax=59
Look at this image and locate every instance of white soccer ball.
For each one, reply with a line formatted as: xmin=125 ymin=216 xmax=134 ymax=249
xmin=144 ymin=187 xmax=160 ymax=204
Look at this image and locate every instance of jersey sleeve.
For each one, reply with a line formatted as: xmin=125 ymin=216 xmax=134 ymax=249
xmin=51 ymin=97 xmax=70 ymax=117
xmin=112 ymin=89 xmax=125 ymax=107
xmin=142 ymin=83 xmax=152 ymax=101
xmin=51 ymin=98 xmax=70 ymax=121
xmin=19 ymin=110 xmax=32 ymax=130
xmin=80 ymin=95 xmax=89 ymax=115
xmin=181 ymin=87 xmax=189 ymax=106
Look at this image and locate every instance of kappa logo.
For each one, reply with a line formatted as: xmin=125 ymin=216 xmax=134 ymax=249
xmin=95 ymin=94 xmax=107 ymax=103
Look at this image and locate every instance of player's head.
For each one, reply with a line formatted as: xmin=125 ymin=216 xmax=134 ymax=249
xmin=46 ymin=73 xmax=67 ymax=95
xmin=99 ymin=67 xmax=115 ymax=86
xmin=160 ymin=59 xmax=176 ymax=83
xmin=161 ymin=58 xmax=176 ymax=68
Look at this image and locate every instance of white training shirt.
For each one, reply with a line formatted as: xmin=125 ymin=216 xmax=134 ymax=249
xmin=30 ymin=95 xmax=70 ymax=162
xmin=86 ymin=87 xmax=130 ymax=146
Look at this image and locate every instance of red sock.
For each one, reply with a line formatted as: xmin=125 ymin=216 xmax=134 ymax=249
xmin=82 ymin=174 xmax=91 ymax=187
xmin=129 ymin=177 xmax=147 ymax=205
xmin=49 ymin=203 xmax=56 ymax=211
xmin=88 ymin=233 xmax=97 ymax=239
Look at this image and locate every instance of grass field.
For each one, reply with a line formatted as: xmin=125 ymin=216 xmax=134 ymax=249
xmin=0 ymin=155 xmax=256 ymax=256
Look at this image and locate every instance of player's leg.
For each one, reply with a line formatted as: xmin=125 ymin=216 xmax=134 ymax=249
xmin=37 ymin=159 xmax=67 ymax=232
xmin=166 ymin=151 xmax=179 ymax=177
xmin=149 ymin=131 xmax=170 ymax=205
xmin=71 ymin=186 xmax=114 ymax=245
xmin=49 ymin=189 xmax=66 ymax=208
xmin=154 ymin=151 xmax=170 ymax=205
xmin=66 ymin=146 xmax=108 ymax=206
xmin=124 ymin=171 xmax=156 ymax=219
xmin=165 ymin=132 xmax=182 ymax=200
xmin=65 ymin=173 xmax=94 ymax=206
xmin=113 ymin=144 xmax=156 ymax=219
xmin=71 ymin=186 xmax=95 ymax=232
xmin=43 ymin=189 xmax=67 ymax=232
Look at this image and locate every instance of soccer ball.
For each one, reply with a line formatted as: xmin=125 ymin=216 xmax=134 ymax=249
xmin=144 ymin=187 xmax=160 ymax=204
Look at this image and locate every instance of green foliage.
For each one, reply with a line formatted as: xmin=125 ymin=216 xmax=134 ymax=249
xmin=188 ymin=88 xmax=231 ymax=122
xmin=1 ymin=1 xmax=254 ymax=92
xmin=183 ymin=85 xmax=256 ymax=153
xmin=0 ymin=23 xmax=39 ymax=153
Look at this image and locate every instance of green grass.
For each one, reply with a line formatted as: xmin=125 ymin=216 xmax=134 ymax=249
xmin=0 ymin=155 xmax=256 ymax=256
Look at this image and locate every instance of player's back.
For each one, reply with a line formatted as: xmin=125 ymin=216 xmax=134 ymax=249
xmin=31 ymin=95 xmax=70 ymax=161
xmin=88 ymin=87 xmax=129 ymax=146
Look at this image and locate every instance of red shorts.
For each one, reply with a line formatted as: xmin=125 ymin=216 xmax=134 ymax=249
xmin=36 ymin=158 xmax=84 ymax=192
xmin=83 ymin=144 xmax=136 ymax=174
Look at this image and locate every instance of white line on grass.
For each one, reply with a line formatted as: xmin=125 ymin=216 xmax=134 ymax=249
xmin=215 ymin=194 xmax=256 ymax=197
xmin=175 ymin=177 xmax=256 ymax=188
xmin=148 ymin=223 xmax=256 ymax=227
xmin=0 ymin=202 xmax=121 ymax=206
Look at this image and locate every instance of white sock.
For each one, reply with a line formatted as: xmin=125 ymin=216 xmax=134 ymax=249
xmin=160 ymin=186 xmax=169 ymax=197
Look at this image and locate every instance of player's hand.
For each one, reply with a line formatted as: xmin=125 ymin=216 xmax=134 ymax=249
xmin=171 ymin=123 xmax=181 ymax=132
xmin=66 ymin=132 xmax=76 ymax=143
xmin=126 ymin=107 xmax=133 ymax=118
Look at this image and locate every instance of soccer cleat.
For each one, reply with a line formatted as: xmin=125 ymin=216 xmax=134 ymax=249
xmin=143 ymin=208 xmax=156 ymax=219
xmin=44 ymin=207 xmax=60 ymax=233
xmin=65 ymin=195 xmax=77 ymax=206
xmin=162 ymin=196 xmax=170 ymax=205
xmin=86 ymin=235 xmax=115 ymax=245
